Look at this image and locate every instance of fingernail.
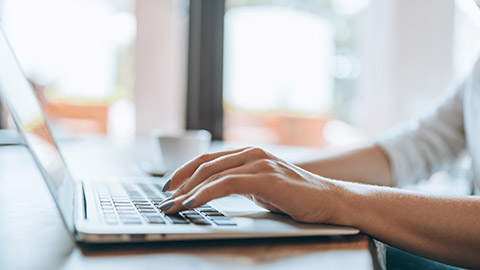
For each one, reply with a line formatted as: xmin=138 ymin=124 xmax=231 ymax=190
xmin=182 ymin=197 xmax=195 ymax=208
xmin=158 ymin=200 xmax=175 ymax=212
xmin=162 ymin=179 xmax=171 ymax=192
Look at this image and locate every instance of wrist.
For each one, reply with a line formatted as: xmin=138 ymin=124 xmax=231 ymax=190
xmin=326 ymin=179 xmax=371 ymax=229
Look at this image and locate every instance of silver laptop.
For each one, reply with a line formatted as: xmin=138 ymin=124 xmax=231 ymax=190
xmin=0 ymin=26 xmax=358 ymax=243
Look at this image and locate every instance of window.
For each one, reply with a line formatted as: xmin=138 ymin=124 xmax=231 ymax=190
xmin=221 ymin=0 xmax=467 ymax=149
xmin=0 ymin=0 xmax=136 ymax=139
xmin=222 ymin=0 xmax=370 ymax=147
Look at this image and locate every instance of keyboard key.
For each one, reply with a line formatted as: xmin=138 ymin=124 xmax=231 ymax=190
xmin=180 ymin=210 xmax=198 ymax=215
xmin=114 ymin=201 xmax=133 ymax=205
xmin=115 ymin=204 xmax=134 ymax=208
xmin=200 ymin=209 xmax=219 ymax=212
xmin=136 ymin=205 xmax=154 ymax=208
xmin=117 ymin=209 xmax=137 ymax=214
xmin=136 ymin=207 xmax=154 ymax=212
xmin=142 ymin=212 xmax=162 ymax=217
xmin=183 ymin=213 xmax=204 ymax=219
xmin=120 ymin=213 xmax=140 ymax=218
xmin=132 ymin=200 xmax=150 ymax=204
xmin=118 ymin=213 xmax=138 ymax=218
xmin=139 ymin=209 xmax=157 ymax=213
xmin=129 ymin=197 xmax=146 ymax=201
xmin=165 ymin=214 xmax=189 ymax=224
xmin=195 ymin=205 xmax=214 ymax=210
xmin=184 ymin=213 xmax=211 ymax=225
xmin=202 ymin=211 xmax=224 ymax=216
xmin=122 ymin=220 xmax=142 ymax=225
xmin=208 ymin=215 xmax=231 ymax=221
xmin=116 ymin=209 xmax=136 ymax=213
xmin=189 ymin=218 xmax=211 ymax=225
xmin=117 ymin=207 xmax=136 ymax=212
xmin=120 ymin=215 xmax=141 ymax=220
xmin=118 ymin=212 xmax=138 ymax=217
xmin=137 ymin=208 xmax=156 ymax=213
xmin=147 ymin=220 xmax=166 ymax=225
xmin=111 ymin=196 xmax=129 ymax=200
xmin=114 ymin=205 xmax=134 ymax=209
xmin=145 ymin=217 xmax=166 ymax=224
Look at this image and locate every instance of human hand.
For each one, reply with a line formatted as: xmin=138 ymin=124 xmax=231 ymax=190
xmin=159 ymin=147 xmax=339 ymax=224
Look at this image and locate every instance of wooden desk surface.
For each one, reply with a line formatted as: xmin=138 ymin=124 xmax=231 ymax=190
xmin=0 ymin=137 xmax=383 ymax=270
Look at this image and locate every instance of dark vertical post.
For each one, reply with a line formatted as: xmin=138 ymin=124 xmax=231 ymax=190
xmin=186 ymin=0 xmax=225 ymax=140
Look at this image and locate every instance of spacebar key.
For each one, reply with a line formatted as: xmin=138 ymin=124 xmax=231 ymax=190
xmin=165 ymin=214 xmax=189 ymax=224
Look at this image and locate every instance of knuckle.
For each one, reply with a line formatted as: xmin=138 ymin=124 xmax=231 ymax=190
xmin=199 ymin=181 xmax=223 ymax=198
xmin=246 ymin=147 xmax=268 ymax=158
xmin=254 ymin=158 xmax=277 ymax=171
xmin=197 ymin=153 xmax=212 ymax=163
xmin=255 ymin=158 xmax=274 ymax=170
xmin=197 ymin=161 xmax=215 ymax=174
xmin=206 ymin=172 xmax=223 ymax=183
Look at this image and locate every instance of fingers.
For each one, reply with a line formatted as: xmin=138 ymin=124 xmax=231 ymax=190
xmin=172 ymin=160 xmax=262 ymax=201
xmin=163 ymin=163 xmax=259 ymax=213
xmin=164 ymin=147 xmax=250 ymax=191
xmin=163 ymin=174 xmax=271 ymax=214
xmin=167 ymin=147 xmax=272 ymax=197
xmin=159 ymin=147 xmax=281 ymax=214
xmin=170 ymin=151 xmax=247 ymax=198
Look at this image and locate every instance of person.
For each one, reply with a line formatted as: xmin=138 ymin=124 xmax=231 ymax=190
xmin=158 ymin=10 xmax=480 ymax=270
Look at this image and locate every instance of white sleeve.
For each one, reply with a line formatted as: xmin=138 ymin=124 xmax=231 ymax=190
xmin=375 ymin=79 xmax=467 ymax=187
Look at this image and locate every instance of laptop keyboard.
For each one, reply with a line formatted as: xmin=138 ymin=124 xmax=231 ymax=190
xmin=95 ymin=182 xmax=236 ymax=226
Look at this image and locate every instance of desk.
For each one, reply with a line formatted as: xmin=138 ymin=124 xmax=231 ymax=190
xmin=0 ymin=137 xmax=384 ymax=270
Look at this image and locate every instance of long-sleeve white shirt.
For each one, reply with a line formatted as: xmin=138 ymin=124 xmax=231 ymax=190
xmin=377 ymin=57 xmax=480 ymax=195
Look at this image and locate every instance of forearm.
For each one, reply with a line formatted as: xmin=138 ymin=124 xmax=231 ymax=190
xmin=333 ymin=182 xmax=480 ymax=269
xmin=162 ymin=145 xmax=479 ymax=268
xmin=297 ymin=145 xmax=393 ymax=186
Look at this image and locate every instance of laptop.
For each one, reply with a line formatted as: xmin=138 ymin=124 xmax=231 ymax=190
xmin=0 ymin=26 xmax=359 ymax=243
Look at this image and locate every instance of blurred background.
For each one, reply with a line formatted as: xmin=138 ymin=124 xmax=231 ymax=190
xmin=0 ymin=0 xmax=479 ymax=149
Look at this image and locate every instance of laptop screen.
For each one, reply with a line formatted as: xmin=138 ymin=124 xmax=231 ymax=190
xmin=0 ymin=27 xmax=75 ymax=234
